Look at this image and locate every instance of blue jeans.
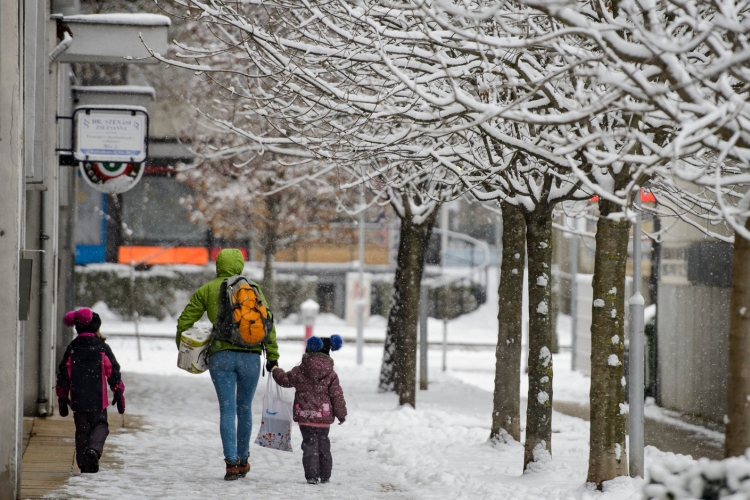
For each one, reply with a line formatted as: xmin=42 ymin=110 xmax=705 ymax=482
xmin=208 ymin=350 xmax=261 ymax=463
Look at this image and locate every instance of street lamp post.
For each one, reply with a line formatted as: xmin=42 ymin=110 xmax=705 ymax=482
xmin=629 ymin=194 xmax=646 ymax=478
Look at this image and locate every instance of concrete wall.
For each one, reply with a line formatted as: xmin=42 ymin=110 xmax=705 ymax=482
xmin=0 ymin=0 xmax=24 ymax=496
xmin=657 ymin=282 xmax=730 ymax=423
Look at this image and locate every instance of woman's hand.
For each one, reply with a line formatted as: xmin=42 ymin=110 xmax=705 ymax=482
xmin=266 ymin=359 xmax=278 ymax=372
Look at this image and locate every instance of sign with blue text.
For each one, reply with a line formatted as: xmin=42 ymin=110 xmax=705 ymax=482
xmin=73 ymin=106 xmax=149 ymax=163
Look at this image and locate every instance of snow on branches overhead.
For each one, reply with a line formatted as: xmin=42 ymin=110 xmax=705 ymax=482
xmin=160 ymin=0 xmax=750 ymax=236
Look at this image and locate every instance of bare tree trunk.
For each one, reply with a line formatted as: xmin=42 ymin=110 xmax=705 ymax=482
xmin=523 ymin=209 xmax=554 ymax=469
xmin=379 ymin=208 xmax=438 ymax=407
xmin=260 ymin=194 xmax=281 ymax=310
xmin=490 ymin=202 xmax=526 ymax=442
xmin=587 ymin=198 xmax=629 ymax=487
xmin=261 ymin=232 xmax=277 ymax=310
xmin=725 ymin=219 xmax=750 ymax=457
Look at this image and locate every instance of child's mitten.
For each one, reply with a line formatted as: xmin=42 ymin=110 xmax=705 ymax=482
xmin=111 ymin=382 xmax=125 ymax=414
xmin=115 ymin=394 xmax=125 ymax=414
xmin=58 ymin=398 xmax=69 ymax=417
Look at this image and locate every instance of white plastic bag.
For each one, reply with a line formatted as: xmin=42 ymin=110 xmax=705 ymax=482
xmin=254 ymin=376 xmax=293 ymax=452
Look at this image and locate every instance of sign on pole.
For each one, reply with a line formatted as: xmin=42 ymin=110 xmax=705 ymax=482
xmin=72 ymin=105 xmax=149 ymax=194
xmin=79 ymin=161 xmax=145 ymax=195
xmin=73 ymin=106 xmax=148 ymax=163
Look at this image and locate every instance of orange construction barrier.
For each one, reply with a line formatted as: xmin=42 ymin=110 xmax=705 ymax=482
xmin=118 ymin=246 xmax=210 ymax=266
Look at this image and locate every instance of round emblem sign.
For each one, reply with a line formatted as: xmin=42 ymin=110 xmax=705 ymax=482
xmin=79 ymin=161 xmax=145 ymax=194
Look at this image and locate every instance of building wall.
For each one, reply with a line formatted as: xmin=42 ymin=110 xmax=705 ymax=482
xmin=657 ymin=282 xmax=730 ymax=423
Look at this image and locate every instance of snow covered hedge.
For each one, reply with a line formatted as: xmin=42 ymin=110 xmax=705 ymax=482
xmin=645 ymin=452 xmax=750 ymax=499
xmin=75 ymin=264 xmax=316 ymax=319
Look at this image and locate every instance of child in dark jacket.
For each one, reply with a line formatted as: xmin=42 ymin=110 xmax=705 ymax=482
xmin=56 ymin=308 xmax=125 ymax=473
xmin=271 ymin=335 xmax=347 ymax=484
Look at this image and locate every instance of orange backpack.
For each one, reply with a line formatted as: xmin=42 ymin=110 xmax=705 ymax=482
xmin=213 ymin=276 xmax=274 ymax=348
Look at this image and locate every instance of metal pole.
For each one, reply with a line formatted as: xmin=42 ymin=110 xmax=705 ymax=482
xmin=37 ymin=191 xmax=52 ymax=417
xmin=629 ymin=194 xmax=645 ymax=478
xmin=419 ymin=287 xmax=428 ymax=390
xmin=130 ymin=262 xmax=142 ymax=361
xmin=441 ymin=206 xmax=449 ymax=268
xmin=356 ymin=173 xmax=365 ymax=365
xmin=442 ymin=319 xmax=448 ymax=372
xmin=570 ymin=228 xmax=579 ymax=371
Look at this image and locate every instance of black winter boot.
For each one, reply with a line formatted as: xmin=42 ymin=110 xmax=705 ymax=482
xmin=80 ymin=449 xmax=100 ymax=473
xmin=224 ymin=460 xmax=240 ymax=481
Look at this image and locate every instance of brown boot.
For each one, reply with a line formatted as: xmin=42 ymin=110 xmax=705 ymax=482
xmin=237 ymin=457 xmax=250 ymax=478
xmin=224 ymin=460 xmax=240 ymax=481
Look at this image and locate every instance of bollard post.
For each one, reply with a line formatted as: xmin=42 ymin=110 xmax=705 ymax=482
xmin=300 ymin=299 xmax=320 ymax=346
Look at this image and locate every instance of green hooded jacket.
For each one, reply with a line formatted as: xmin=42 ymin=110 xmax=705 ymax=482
xmin=175 ymin=248 xmax=279 ymax=360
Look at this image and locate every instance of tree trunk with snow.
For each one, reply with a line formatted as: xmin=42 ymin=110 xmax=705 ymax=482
xmin=586 ymin=198 xmax=629 ymax=487
xmin=378 ymin=207 xmax=438 ymax=407
xmin=523 ymin=208 xmax=554 ymax=470
xmin=725 ymin=220 xmax=750 ymax=458
xmin=490 ymin=202 xmax=526 ymax=442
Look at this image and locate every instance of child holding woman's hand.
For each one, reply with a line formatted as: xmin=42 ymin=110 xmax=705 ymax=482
xmin=272 ymin=335 xmax=347 ymax=484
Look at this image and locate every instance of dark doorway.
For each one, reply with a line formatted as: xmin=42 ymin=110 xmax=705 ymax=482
xmin=317 ymin=283 xmax=336 ymax=314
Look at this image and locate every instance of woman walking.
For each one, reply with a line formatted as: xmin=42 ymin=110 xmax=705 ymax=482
xmin=176 ymin=249 xmax=279 ymax=480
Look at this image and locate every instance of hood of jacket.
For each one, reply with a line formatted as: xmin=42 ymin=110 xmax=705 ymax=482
xmin=299 ymin=352 xmax=334 ymax=380
xmin=215 ymin=249 xmax=245 ymax=278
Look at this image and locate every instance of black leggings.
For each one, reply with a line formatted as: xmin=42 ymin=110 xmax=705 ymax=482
xmin=74 ymin=410 xmax=109 ymax=468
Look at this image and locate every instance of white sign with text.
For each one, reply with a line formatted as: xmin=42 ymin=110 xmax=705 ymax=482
xmin=74 ymin=108 xmax=147 ymax=162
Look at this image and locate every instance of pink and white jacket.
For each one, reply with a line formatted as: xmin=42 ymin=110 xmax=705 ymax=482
xmin=56 ymin=334 xmax=123 ymax=412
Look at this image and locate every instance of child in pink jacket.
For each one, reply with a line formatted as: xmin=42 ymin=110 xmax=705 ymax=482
xmin=56 ymin=308 xmax=125 ymax=474
xmin=271 ymin=335 xmax=347 ymax=484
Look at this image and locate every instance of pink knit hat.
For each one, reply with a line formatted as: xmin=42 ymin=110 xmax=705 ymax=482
xmin=63 ymin=308 xmax=101 ymax=334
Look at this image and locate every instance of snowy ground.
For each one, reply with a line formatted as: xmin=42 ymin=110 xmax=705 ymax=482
xmin=56 ymin=339 xmax=650 ymax=500
xmin=56 ymin=268 xmax=706 ymax=499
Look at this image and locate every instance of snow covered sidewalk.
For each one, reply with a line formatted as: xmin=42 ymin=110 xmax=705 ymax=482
xmin=49 ymin=339 xmax=659 ymax=500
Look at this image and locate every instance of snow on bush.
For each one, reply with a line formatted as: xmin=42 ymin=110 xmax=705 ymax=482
xmin=644 ymin=451 xmax=750 ymax=499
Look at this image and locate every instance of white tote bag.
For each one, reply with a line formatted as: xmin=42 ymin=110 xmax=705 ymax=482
xmin=254 ymin=376 xmax=293 ymax=452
